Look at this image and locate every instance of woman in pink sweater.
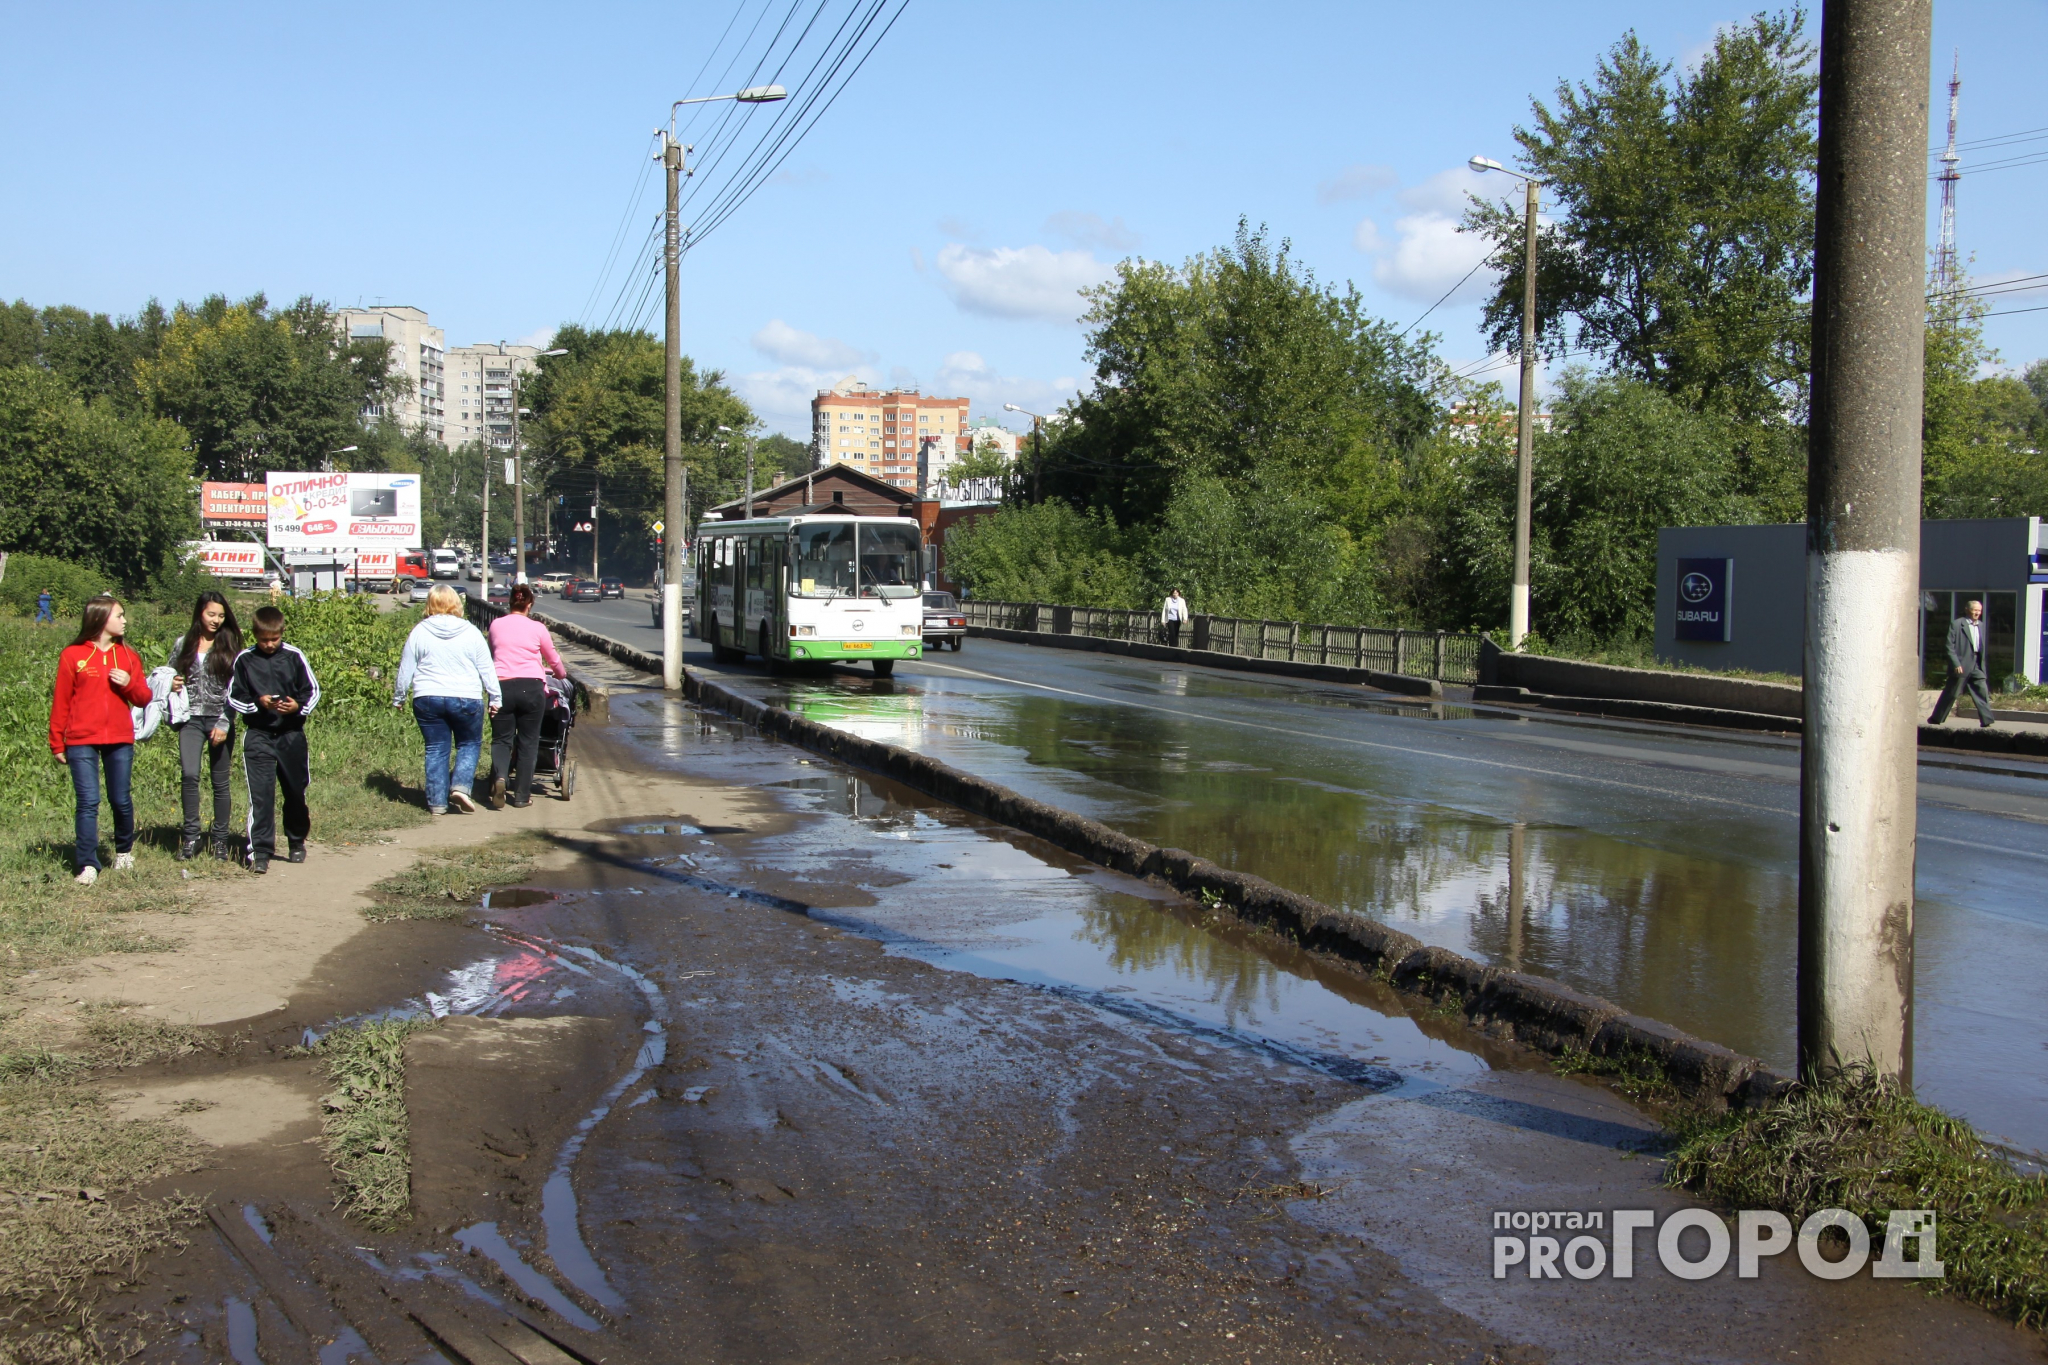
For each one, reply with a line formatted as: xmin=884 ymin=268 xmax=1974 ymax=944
xmin=485 ymin=584 xmax=567 ymax=807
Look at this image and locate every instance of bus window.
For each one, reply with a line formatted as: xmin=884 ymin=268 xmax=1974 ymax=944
xmin=792 ymin=522 xmax=857 ymax=597
xmin=859 ymin=522 xmax=923 ymax=599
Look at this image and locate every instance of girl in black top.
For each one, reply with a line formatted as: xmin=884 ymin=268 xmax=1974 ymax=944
xmin=169 ymin=591 xmax=242 ymax=860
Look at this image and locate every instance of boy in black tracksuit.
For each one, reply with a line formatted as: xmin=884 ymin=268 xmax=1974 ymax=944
xmin=225 ymin=607 xmax=321 ymax=873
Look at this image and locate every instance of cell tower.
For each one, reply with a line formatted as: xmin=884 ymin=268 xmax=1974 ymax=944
xmin=1933 ymin=52 xmax=1961 ymax=302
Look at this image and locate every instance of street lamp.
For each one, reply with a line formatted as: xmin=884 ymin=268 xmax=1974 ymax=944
xmin=323 ymin=445 xmax=358 ymax=473
xmin=479 ymin=344 xmax=568 ymax=593
xmin=659 ymin=83 xmax=788 ymax=691
xmin=1003 ymin=403 xmax=1046 ymax=502
xmin=718 ymin=424 xmax=757 ymax=519
xmin=1469 ymin=154 xmax=1546 ymax=652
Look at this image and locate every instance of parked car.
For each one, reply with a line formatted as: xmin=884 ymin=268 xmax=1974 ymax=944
xmin=539 ymin=572 xmax=574 ymax=595
xmin=600 ymin=577 xmax=625 ymax=600
xmin=562 ymin=578 xmax=603 ymax=602
xmin=922 ymin=591 xmax=966 ymax=650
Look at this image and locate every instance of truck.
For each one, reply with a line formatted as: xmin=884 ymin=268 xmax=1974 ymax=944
xmin=390 ymin=551 xmax=430 ymax=591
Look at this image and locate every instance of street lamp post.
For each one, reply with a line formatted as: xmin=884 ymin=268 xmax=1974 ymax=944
xmin=660 ymin=83 xmax=786 ymax=690
xmin=479 ymin=344 xmax=566 ymax=593
xmin=1469 ymin=155 xmax=1545 ymax=652
xmin=1002 ymin=404 xmax=1045 ymax=501
xmin=718 ymin=424 xmax=756 ymax=519
xmin=323 ymin=445 xmax=358 ymax=473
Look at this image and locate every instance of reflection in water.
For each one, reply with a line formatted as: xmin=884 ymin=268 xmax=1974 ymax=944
xmin=1070 ymin=896 xmax=1287 ymax=1031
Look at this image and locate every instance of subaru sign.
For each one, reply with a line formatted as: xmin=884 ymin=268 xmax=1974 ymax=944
xmin=1674 ymin=558 xmax=1732 ymax=642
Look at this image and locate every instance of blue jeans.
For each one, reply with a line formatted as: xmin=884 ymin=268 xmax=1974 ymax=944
xmin=67 ymin=743 xmax=135 ymax=871
xmin=413 ymin=695 xmax=485 ymax=810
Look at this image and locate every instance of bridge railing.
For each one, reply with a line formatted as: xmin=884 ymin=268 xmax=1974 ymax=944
xmin=959 ymin=600 xmax=1482 ymax=684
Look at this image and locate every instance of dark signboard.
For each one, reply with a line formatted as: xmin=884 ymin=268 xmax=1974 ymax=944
xmin=1675 ymin=558 xmax=1733 ymax=641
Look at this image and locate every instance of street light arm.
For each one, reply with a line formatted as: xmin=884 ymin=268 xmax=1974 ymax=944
xmin=1469 ymin=154 xmax=1547 ymax=186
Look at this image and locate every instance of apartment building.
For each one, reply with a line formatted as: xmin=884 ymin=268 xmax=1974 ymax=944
xmin=810 ymin=378 xmax=970 ymax=491
xmin=445 ymin=343 xmax=542 ymax=449
xmin=962 ymin=417 xmax=1024 ymax=461
xmin=335 ymin=307 xmax=446 ymax=442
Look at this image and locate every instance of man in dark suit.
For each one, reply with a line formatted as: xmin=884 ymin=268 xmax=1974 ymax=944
xmin=1928 ymin=598 xmax=1997 ymax=727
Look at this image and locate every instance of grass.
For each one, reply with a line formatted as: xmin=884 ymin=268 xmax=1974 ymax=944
xmin=0 ymin=1013 xmax=209 ymax=1356
xmin=1666 ymin=1067 xmax=2048 ymax=1327
xmin=360 ymin=830 xmax=556 ymax=922
xmin=1520 ymin=630 xmax=1802 ymax=685
xmin=304 ymin=1018 xmax=437 ymax=1230
xmin=1550 ymin=1045 xmax=1681 ymax=1104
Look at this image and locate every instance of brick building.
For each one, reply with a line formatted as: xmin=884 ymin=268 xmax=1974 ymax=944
xmin=810 ymin=377 xmax=970 ymax=491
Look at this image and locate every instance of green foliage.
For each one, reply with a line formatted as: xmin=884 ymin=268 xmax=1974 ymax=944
xmin=756 ymin=433 xmax=813 ymax=484
xmin=943 ymin=502 xmax=1151 ymax=607
xmin=0 ymin=367 xmax=198 ymax=591
xmin=0 ymin=555 xmax=116 ymax=620
xmin=307 ymin=1018 xmax=434 ymax=1228
xmin=948 ymin=434 xmax=1018 ymax=486
xmin=1456 ymin=373 xmax=1752 ymax=640
xmin=276 ymin=592 xmax=415 ymax=709
xmin=0 ymin=298 xmax=168 ymax=415
xmin=1668 ymin=1067 xmax=2048 ymax=1327
xmin=523 ymin=325 xmax=753 ymax=576
xmin=1466 ymin=11 xmax=1817 ymax=440
xmin=1151 ymin=476 xmax=1377 ymax=622
xmin=133 ymin=293 xmax=395 ymax=481
xmin=361 ymin=831 xmax=553 ymax=922
xmin=1923 ymin=285 xmax=2048 ymax=519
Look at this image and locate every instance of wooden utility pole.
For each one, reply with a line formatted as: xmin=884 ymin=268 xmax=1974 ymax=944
xmin=1799 ymin=0 xmax=1931 ymax=1085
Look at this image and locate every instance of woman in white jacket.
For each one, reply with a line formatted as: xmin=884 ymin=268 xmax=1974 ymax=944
xmin=393 ymin=586 xmax=502 ymax=814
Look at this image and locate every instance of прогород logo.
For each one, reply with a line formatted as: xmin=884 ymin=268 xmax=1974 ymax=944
xmin=1491 ymin=1208 xmax=1943 ymax=1281
xmin=1679 ymin=572 xmax=1714 ymax=604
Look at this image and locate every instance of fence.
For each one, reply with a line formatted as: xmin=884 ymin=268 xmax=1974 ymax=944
xmin=960 ymin=600 xmax=1483 ymax=685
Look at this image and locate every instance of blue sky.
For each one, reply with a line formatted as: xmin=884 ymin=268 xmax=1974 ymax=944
xmin=3 ymin=1 xmax=2042 ymax=438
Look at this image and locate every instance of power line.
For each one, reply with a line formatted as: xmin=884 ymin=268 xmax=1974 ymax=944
xmin=1398 ymin=257 xmax=1491 ymax=338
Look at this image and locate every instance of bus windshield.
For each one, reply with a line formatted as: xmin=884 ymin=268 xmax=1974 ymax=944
xmin=858 ymin=522 xmax=922 ymax=599
xmin=791 ymin=522 xmax=857 ymax=597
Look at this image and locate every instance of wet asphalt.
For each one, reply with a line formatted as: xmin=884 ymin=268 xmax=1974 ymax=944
xmin=536 ymin=589 xmax=2048 ymax=1157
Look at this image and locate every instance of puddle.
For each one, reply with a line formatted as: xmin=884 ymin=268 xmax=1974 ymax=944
xmin=483 ymin=887 xmax=556 ymax=910
xmin=454 ymin=1221 xmax=601 ymax=1331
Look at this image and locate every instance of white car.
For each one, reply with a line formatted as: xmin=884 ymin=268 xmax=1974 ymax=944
xmin=408 ymin=577 xmax=435 ymax=604
xmin=538 ymin=572 xmax=573 ymax=594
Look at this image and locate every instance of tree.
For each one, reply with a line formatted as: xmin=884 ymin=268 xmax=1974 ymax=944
xmin=757 ymin=434 xmax=812 ymax=484
xmin=943 ymin=501 xmax=1150 ymax=607
xmin=0 ymin=366 xmax=197 ymax=589
xmin=135 ymin=293 xmax=396 ymax=479
xmin=0 ymin=298 xmax=167 ymax=414
xmin=524 ymin=326 xmax=753 ymax=576
xmin=1922 ymin=285 xmax=2048 ymax=518
xmin=946 ymin=434 xmax=1016 ymax=486
xmin=1463 ymin=11 xmax=1818 ymax=448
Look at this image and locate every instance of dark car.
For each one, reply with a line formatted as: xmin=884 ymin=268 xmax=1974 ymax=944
xmin=486 ymin=580 xmax=511 ymax=605
xmin=600 ymin=577 xmax=625 ymax=600
xmin=922 ymin=590 xmax=966 ymax=650
xmin=562 ymin=578 xmax=603 ymax=602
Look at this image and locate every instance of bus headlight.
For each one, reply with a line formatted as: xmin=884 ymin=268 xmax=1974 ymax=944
xmin=792 ymin=624 xmax=816 ymax=636
xmin=901 ymin=623 xmax=919 ymax=634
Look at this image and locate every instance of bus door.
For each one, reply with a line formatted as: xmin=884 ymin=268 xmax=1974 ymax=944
xmin=742 ymin=534 xmax=767 ymax=648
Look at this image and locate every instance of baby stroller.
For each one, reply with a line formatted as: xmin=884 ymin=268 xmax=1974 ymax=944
xmin=534 ymin=674 xmax=578 ymax=799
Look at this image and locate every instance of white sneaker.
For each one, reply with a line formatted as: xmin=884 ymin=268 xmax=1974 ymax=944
xmin=114 ymin=852 xmax=135 ymax=872
xmin=75 ymin=866 xmax=98 ymax=886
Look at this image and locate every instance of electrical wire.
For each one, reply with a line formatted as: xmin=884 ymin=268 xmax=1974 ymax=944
xmin=1398 ymin=256 xmax=1491 ymax=338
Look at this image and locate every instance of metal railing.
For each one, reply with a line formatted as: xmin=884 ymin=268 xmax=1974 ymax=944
xmin=960 ymin=600 xmax=1482 ymax=684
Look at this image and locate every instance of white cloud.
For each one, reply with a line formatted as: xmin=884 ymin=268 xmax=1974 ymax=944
xmin=1044 ymin=211 xmax=1139 ymax=252
xmin=1318 ymin=163 xmax=1397 ymax=204
xmin=515 ymin=325 xmax=556 ymax=349
xmin=735 ymin=363 xmax=880 ymax=438
xmin=750 ymin=319 xmax=869 ymax=369
xmin=1350 ymin=165 xmax=1511 ymax=304
xmin=934 ymin=350 xmax=1080 ymax=416
xmin=934 ymin=243 xmax=1116 ymax=322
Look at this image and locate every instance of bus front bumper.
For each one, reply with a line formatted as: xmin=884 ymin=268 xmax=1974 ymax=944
xmin=786 ymin=638 xmax=922 ymax=661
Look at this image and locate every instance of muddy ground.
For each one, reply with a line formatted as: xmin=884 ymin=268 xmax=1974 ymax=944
xmin=39 ymin=676 xmax=2047 ymax=1365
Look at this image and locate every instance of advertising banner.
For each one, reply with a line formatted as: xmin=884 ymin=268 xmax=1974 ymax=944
xmin=187 ymin=541 xmax=270 ymax=580
xmin=199 ymin=482 xmax=268 ymax=528
xmin=1675 ymin=557 xmax=1733 ymax=642
xmin=265 ymin=471 xmax=422 ymax=549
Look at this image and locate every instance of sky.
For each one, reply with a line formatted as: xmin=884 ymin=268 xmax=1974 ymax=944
xmin=3 ymin=1 xmax=2043 ymax=440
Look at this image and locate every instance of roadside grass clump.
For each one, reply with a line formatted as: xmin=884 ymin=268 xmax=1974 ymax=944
xmin=0 ymin=1017 xmax=208 ymax=1354
xmin=73 ymin=1003 xmax=224 ymax=1070
xmin=305 ymin=1018 xmax=436 ymax=1229
xmin=1666 ymin=1066 xmax=2048 ymax=1327
xmin=361 ymin=830 xmax=556 ymax=922
xmin=1550 ymin=1045 xmax=1680 ymax=1104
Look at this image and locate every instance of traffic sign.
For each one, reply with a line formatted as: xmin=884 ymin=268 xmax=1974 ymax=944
xmin=652 ymin=521 xmax=664 ymax=535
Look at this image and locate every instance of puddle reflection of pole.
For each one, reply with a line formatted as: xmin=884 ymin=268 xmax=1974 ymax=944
xmin=1506 ymin=822 xmax=1526 ymax=973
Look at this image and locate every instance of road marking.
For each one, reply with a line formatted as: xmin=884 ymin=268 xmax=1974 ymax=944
xmin=904 ymin=659 xmax=2048 ymax=861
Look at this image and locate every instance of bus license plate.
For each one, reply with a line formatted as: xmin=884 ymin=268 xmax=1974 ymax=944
xmin=842 ymin=641 xmax=872 ymax=650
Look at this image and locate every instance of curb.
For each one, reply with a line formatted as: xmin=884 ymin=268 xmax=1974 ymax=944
xmin=969 ymin=624 xmax=1443 ymax=698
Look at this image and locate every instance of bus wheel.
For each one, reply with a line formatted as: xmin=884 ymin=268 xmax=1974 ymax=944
xmin=872 ymin=659 xmax=895 ymax=678
xmin=759 ymin=623 xmax=778 ymax=672
xmin=710 ymin=619 xmax=744 ymax=664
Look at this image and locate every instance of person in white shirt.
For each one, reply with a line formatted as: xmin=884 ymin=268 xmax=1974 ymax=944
xmin=1161 ymin=589 xmax=1190 ymax=648
xmin=1928 ymin=597 xmax=1997 ymax=728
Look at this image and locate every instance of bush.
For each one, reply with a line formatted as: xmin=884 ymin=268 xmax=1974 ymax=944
xmin=0 ymin=553 xmax=116 ymax=621
xmin=277 ymin=592 xmax=416 ymax=709
xmin=943 ymin=501 xmax=1151 ymax=607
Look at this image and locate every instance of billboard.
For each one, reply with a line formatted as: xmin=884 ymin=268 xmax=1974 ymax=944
xmin=266 ymin=471 xmax=422 ymax=549
xmin=200 ymin=482 xmax=268 ymax=528
xmin=188 ymin=541 xmax=270 ymax=580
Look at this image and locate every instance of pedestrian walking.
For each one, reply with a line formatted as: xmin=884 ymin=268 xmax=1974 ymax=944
xmin=1161 ymin=588 xmax=1190 ymax=649
xmin=164 ymin=591 xmax=243 ymax=861
xmin=486 ymin=584 xmax=566 ymax=809
xmin=35 ymin=589 xmax=53 ymax=624
xmin=226 ymin=606 xmax=320 ymax=873
xmin=48 ymin=595 xmax=154 ymax=886
xmin=1928 ymin=597 xmax=1997 ymax=728
xmin=393 ymin=585 xmax=501 ymax=814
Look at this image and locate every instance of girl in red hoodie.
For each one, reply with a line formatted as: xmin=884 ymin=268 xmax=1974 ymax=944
xmin=49 ymin=595 xmax=154 ymax=885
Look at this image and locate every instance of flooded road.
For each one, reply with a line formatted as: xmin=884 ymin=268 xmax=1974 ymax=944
xmin=651 ymin=632 xmax=2048 ymax=1155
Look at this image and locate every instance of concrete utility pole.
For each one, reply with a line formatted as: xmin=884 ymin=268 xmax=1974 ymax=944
xmin=480 ymin=429 xmax=492 ymax=600
xmin=1468 ymin=156 xmax=1546 ymax=649
xmin=1799 ymin=0 xmax=1930 ymax=1086
xmin=591 ymin=473 xmax=601 ymax=581
xmin=661 ymin=132 xmax=686 ymax=690
xmin=511 ymin=368 xmax=527 ymax=587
